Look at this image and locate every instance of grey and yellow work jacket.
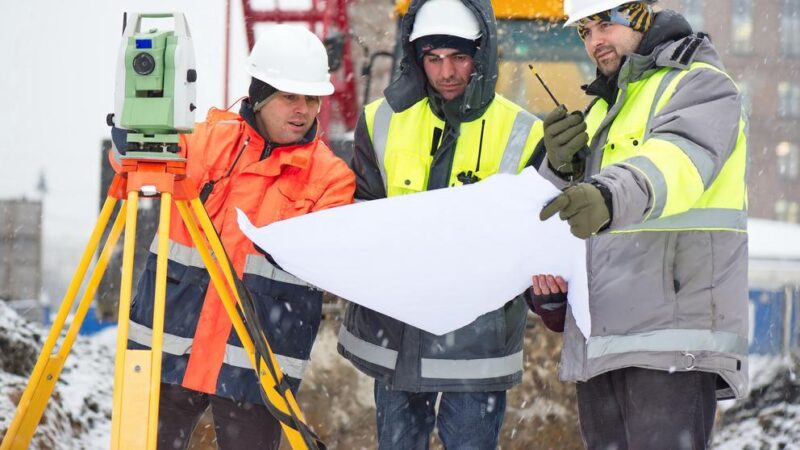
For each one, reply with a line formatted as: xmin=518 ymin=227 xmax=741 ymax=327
xmin=539 ymin=15 xmax=749 ymax=399
xmin=338 ymin=94 xmax=543 ymax=391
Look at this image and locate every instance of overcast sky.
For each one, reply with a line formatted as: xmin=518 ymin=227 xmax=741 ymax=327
xmin=0 ymin=1 xmax=310 ymax=288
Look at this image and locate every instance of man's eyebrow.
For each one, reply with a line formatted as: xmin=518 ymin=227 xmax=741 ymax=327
xmin=425 ymin=51 xmax=468 ymax=58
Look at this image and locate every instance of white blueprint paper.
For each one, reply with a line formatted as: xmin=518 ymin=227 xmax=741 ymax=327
xmin=237 ymin=166 xmax=590 ymax=338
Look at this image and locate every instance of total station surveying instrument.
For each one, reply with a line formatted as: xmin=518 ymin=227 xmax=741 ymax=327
xmin=1 ymin=12 xmax=324 ymax=450
xmin=111 ymin=12 xmax=196 ymax=156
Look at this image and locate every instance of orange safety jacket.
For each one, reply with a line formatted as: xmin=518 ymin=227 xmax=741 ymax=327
xmin=113 ymin=106 xmax=355 ymax=403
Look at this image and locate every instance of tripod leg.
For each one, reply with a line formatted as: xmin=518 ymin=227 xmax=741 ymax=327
xmin=178 ymin=199 xmax=311 ymax=449
xmin=0 ymin=197 xmax=122 ymax=450
xmin=147 ymin=192 xmax=172 ymax=448
xmin=110 ymin=191 xmax=148 ymax=450
xmin=110 ymin=191 xmax=172 ymax=450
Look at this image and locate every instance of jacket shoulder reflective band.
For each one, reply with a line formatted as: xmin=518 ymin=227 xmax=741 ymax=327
xmin=584 ymin=62 xmax=747 ymax=231
xmin=363 ymin=95 xmax=544 ymax=196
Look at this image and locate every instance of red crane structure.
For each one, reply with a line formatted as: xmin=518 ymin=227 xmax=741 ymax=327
xmin=226 ymin=0 xmax=360 ymax=143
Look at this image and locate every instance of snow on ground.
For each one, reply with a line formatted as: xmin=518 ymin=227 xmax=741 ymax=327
xmin=0 ymin=302 xmax=113 ymax=449
xmin=713 ymin=355 xmax=800 ymax=450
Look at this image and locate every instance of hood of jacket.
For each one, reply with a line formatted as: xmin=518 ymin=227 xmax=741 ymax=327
xmin=384 ymin=0 xmax=498 ymax=122
xmin=584 ymin=10 xmax=724 ymax=104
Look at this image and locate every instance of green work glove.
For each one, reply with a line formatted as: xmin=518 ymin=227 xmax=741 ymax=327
xmin=543 ymin=105 xmax=589 ymax=175
xmin=540 ymin=182 xmax=611 ymax=239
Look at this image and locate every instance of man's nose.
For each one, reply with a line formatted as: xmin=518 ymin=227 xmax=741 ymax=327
xmin=441 ymin=58 xmax=456 ymax=78
xmin=295 ymin=97 xmax=310 ymax=114
xmin=588 ymin=31 xmax=605 ymax=51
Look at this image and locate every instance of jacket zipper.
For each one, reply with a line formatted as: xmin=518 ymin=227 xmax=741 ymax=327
xmin=199 ymin=136 xmax=251 ymax=204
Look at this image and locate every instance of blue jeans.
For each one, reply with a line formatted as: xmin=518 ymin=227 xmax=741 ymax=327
xmin=374 ymin=380 xmax=506 ymax=450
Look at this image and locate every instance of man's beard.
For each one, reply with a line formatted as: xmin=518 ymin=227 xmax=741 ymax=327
xmin=594 ymin=46 xmax=620 ymax=76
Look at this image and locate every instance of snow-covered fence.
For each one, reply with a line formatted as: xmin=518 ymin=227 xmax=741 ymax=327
xmin=748 ymin=219 xmax=800 ymax=357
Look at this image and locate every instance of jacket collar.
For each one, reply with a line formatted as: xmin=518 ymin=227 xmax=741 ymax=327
xmin=203 ymin=100 xmax=319 ymax=176
xmin=260 ymin=142 xmax=315 ymax=176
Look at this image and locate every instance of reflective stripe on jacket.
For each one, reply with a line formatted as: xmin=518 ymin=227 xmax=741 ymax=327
xmin=365 ymin=95 xmax=541 ymax=195
xmin=338 ymin=94 xmax=543 ymax=391
xmin=127 ymin=107 xmax=355 ymax=404
xmin=540 ymin=32 xmax=749 ymax=399
xmin=585 ymin=62 xmax=747 ymax=231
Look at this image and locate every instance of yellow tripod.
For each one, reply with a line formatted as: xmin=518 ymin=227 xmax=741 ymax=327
xmin=1 ymin=156 xmax=323 ymax=450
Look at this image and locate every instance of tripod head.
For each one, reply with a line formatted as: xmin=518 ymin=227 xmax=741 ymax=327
xmin=109 ymin=12 xmax=197 ymax=158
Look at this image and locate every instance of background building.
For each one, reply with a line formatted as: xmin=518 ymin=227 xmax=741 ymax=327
xmin=662 ymin=0 xmax=800 ymax=223
xmin=0 ymin=199 xmax=44 ymax=322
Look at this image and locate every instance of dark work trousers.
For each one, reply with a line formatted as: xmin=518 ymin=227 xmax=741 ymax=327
xmin=156 ymin=382 xmax=281 ymax=450
xmin=374 ymin=380 xmax=507 ymax=450
xmin=576 ymin=367 xmax=718 ymax=450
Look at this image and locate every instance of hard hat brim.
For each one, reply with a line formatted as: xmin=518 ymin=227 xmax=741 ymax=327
xmin=563 ymin=1 xmax=633 ymax=27
xmin=249 ymin=71 xmax=335 ymax=97
xmin=409 ymin=28 xmax=482 ymax=42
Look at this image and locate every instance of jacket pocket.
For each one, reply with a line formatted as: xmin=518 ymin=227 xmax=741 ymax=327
xmin=132 ymin=259 xmax=206 ymax=334
xmin=589 ymin=232 xmax=673 ymax=334
xmin=662 ymin=232 xmax=678 ymax=302
xmin=672 ymin=231 xmax=714 ymax=328
xmin=279 ymin=197 xmax=316 ymax=220
xmin=250 ymin=286 xmax=323 ymax=361
xmin=276 ymin=181 xmax=317 ymax=220
xmin=387 ymin=150 xmax=428 ymax=195
xmin=603 ymin=131 xmax=644 ymax=165
xmin=201 ymin=177 xmax=233 ymax=220
xmin=343 ymin=302 xmax=403 ymax=352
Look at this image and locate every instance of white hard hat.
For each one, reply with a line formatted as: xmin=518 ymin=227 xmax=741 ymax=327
xmin=409 ymin=0 xmax=482 ymax=42
xmin=247 ymin=24 xmax=334 ymax=96
xmin=563 ymin=0 xmax=633 ymax=27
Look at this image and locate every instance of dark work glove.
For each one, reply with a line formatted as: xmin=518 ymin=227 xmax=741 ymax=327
xmin=543 ymin=105 xmax=589 ymax=176
xmin=525 ymin=284 xmax=567 ymax=333
xmin=540 ymin=182 xmax=611 ymax=239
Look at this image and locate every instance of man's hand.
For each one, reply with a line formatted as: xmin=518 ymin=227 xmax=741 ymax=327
xmin=527 ymin=274 xmax=568 ymax=333
xmin=543 ymin=105 xmax=589 ymax=175
xmin=540 ymin=182 xmax=610 ymax=239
